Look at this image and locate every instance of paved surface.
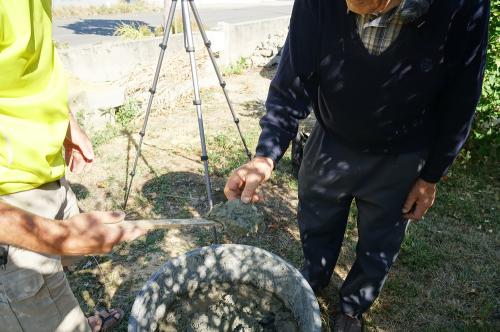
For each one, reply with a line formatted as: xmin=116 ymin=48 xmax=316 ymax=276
xmin=53 ymin=2 xmax=293 ymax=46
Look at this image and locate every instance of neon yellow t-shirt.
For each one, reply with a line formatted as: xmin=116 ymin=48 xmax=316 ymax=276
xmin=0 ymin=0 xmax=69 ymax=195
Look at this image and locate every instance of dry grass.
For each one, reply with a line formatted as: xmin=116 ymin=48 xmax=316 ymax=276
xmin=67 ymin=66 xmax=500 ymax=331
xmin=52 ymin=1 xmax=160 ymax=18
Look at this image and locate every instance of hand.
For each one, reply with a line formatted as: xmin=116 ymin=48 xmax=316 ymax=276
xmin=402 ymin=179 xmax=437 ymax=220
xmin=224 ymin=157 xmax=274 ymax=203
xmin=64 ymin=114 xmax=94 ymax=174
xmin=60 ymin=211 xmax=145 ymax=255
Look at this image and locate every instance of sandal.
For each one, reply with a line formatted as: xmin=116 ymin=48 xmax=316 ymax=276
xmin=90 ymin=308 xmax=125 ymax=332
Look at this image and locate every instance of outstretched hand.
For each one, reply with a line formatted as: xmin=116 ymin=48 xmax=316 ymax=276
xmin=224 ymin=157 xmax=274 ymax=203
xmin=61 ymin=211 xmax=145 ymax=255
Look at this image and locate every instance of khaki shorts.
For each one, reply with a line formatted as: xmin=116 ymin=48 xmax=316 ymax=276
xmin=0 ymin=179 xmax=91 ymax=332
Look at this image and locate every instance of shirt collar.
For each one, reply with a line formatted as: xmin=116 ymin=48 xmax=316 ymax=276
xmin=361 ymin=0 xmax=406 ymax=28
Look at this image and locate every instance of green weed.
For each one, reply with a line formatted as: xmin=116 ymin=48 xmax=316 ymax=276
xmin=222 ymin=57 xmax=251 ymax=76
xmin=115 ymin=100 xmax=141 ymax=127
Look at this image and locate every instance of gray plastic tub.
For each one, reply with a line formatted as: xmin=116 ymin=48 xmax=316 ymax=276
xmin=128 ymin=244 xmax=322 ymax=332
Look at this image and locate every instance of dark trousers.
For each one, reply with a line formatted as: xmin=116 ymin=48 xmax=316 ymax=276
xmin=298 ymin=125 xmax=427 ymax=317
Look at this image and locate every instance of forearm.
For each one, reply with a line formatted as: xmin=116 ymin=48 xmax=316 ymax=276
xmin=420 ymin=0 xmax=489 ymax=182
xmin=256 ymin=0 xmax=321 ymax=162
xmin=0 ymin=202 xmax=70 ymax=255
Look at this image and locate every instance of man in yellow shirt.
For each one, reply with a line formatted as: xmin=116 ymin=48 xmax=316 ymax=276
xmin=0 ymin=1 xmax=144 ymax=331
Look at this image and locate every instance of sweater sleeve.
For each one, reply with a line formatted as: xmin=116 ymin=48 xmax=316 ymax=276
xmin=419 ymin=0 xmax=490 ymax=183
xmin=255 ymin=0 xmax=321 ymax=163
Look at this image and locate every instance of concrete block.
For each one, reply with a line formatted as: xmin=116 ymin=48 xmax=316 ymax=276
xmin=217 ymin=16 xmax=290 ymax=65
xmin=68 ymin=78 xmax=125 ymax=131
xmin=58 ymin=34 xmax=203 ymax=82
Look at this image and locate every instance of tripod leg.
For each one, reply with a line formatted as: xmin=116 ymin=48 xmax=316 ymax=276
xmin=181 ymin=0 xmax=214 ymax=210
xmin=124 ymin=0 xmax=178 ymax=210
xmin=189 ymin=0 xmax=252 ymax=161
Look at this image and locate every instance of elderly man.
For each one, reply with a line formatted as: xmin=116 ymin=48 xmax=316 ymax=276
xmin=225 ymin=0 xmax=489 ymax=330
xmin=0 ymin=1 xmax=144 ymax=331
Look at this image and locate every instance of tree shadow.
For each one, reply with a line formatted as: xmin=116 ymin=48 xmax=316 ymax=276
xmin=63 ymin=19 xmax=155 ymax=36
xmin=69 ymin=182 xmax=90 ymax=200
xmin=141 ymin=171 xmax=216 ymax=218
xmin=67 ymin=227 xmax=191 ymax=331
xmin=240 ymin=99 xmax=267 ymax=119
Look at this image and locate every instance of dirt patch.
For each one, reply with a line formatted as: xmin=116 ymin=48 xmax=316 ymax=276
xmin=157 ymin=283 xmax=299 ymax=332
xmin=208 ymin=200 xmax=265 ymax=237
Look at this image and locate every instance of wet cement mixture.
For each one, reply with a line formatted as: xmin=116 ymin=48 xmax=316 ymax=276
xmin=207 ymin=200 xmax=265 ymax=237
xmin=156 ymin=283 xmax=299 ymax=332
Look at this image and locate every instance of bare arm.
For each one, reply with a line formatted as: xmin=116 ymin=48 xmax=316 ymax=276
xmin=0 ymin=202 xmax=144 ymax=255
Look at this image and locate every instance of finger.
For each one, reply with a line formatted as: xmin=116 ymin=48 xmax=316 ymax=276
xmin=79 ymin=140 xmax=95 ymax=162
xmin=71 ymin=152 xmax=86 ymax=174
xmin=118 ymin=225 xmax=147 ymax=242
xmin=403 ymin=212 xmax=417 ymax=220
xmin=402 ymin=191 xmax=417 ymax=214
xmin=65 ymin=147 xmax=72 ymax=166
xmin=86 ymin=211 xmax=126 ymax=224
xmin=224 ymin=173 xmax=245 ymax=201
xmin=412 ymin=201 xmax=429 ymax=220
xmin=67 ymin=150 xmax=74 ymax=169
xmin=251 ymin=193 xmax=261 ymax=203
xmin=241 ymin=173 xmax=262 ymax=204
xmin=83 ymin=159 xmax=93 ymax=173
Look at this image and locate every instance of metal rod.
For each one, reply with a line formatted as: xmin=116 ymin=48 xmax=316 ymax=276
xmin=122 ymin=218 xmax=217 ymax=229
xmin=189 ymin=0 xmax=252 ymax=160
xmin=182 ymin=0 xmax=214 ymax=210
xmin=124 ymin=0 xmax=178 ymax=209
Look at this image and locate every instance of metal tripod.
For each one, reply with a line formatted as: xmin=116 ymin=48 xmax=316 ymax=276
xmin=124 ymin=0 xmax=252 ymax=211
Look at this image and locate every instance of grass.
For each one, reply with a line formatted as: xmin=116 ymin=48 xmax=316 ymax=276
xmin=222 ymin=57 xmax=252 ymax=76
xmin=113 ymin=23 xmax=160 ymax=39
xmin=67 ymin=66 xmax=499 ymax=331
xmin=52 ymin=0 xmax=160 ymax=18
xmin=90 ymin=100 xmax=141 ymax=148
xmin=113 ymin=15 xmax=200 ymax=40
xmin=184 ymin=133 xmax=500 ymax=330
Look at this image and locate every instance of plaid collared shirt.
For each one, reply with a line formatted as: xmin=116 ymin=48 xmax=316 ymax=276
xmin=356 ymin=0 xmax=406 ymax=56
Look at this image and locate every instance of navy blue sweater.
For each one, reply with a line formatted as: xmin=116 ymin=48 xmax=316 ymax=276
xmin=255 ymin=0 xmax=490 ymax=183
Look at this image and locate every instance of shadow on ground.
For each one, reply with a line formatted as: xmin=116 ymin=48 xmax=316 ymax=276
xmin=63 ymin=19 xmax=154 ymax=36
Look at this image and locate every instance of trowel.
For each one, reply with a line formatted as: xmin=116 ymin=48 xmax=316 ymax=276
xmin=122 ymin=218 xmax=217 ymax=230
xmin=123 ymin=200 xmax=265 ymax=238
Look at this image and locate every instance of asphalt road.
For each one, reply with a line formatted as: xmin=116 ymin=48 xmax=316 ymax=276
xmin=53 ymin=2 xmax=293 ymax=46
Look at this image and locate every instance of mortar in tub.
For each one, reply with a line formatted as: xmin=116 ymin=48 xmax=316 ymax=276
xmin=128 ymin=244 xmax=322 ymax=332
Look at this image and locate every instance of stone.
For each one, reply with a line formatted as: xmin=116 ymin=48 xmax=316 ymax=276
xmin=207 ymin=200 xmax=265 ymax=238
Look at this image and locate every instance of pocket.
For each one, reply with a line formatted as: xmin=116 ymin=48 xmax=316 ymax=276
xmin=3 ymin=270 xmax=44 ymax=302
xmin=2 ymin=270 xmax=61 ymax=330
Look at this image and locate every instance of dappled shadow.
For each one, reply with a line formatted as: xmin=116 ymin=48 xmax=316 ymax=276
xmin=67 ymin=228 xmax=191 ymax=330
xmin=129 ymin=244 xmax=322 ymax=331
xmin=240 ymin=99 xmax=266 ymax=119
xmin=141 ymin=172 xmax=216 ymax=218
xmin=63 ymin=19 xmax=155 ymax=36
xmin=69 ymin=182 xmax=90 ymax=200
xmin=259 ymin=57 xmax=282 ymax=80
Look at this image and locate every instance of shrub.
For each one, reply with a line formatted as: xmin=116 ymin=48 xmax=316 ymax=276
xmin=467 ymin=2 xmax=500 ymax=163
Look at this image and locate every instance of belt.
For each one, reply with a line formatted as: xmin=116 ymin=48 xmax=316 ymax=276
xmin=0 ymin=245 xmax=8 ymax=268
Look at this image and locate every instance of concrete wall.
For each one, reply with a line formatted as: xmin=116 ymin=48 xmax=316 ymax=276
xmin=144 ymin=0 xmax=279 ymax=6
xmin=59 ymin=16 xmax=290 ymax=82
xmin=53 ymin=0 xmax=122 ymax=6
xmin=58 ymin=33 xmax=204 ymax=82
xmin=218 ymin=16 xmax=289 ymax=65
xmin=53 ymin=0 xmax=289 ymax=8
